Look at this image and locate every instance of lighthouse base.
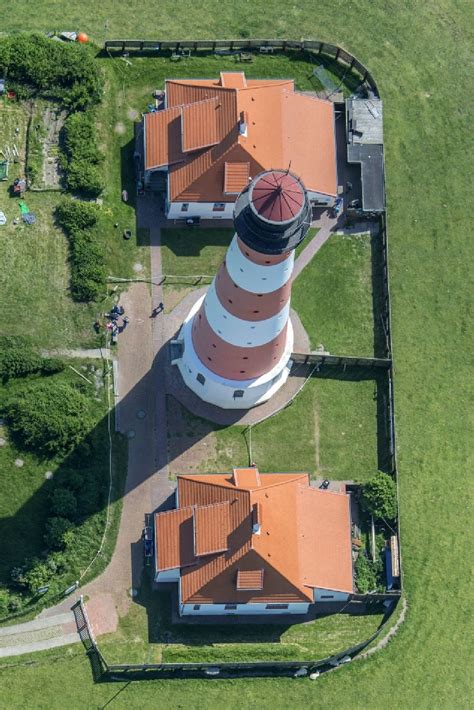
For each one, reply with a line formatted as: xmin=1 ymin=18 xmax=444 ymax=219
xmin=175 ymin=297 xmax=294 ymax=410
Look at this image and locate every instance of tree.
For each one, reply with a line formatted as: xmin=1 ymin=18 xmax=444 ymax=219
xmin=21 ymin=560 xmax=52 ymax=594
xmin=44 ymin=517 xmax=73 ymax=550
xmin=361 ymin=471 xmax=398 ymax=521
xmin=50 ymin=488 xmax=77 ymax=520
xmin=5 ymin=380 xmax=94 ymax=456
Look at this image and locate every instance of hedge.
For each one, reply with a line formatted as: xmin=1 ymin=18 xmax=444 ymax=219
xmin=61 ymin=111 xmax=104 ymax=197
xmin=0 ymin=34 xmax=101 ymax=110
xmin=55 ymin=199 xmax=105 ymax=302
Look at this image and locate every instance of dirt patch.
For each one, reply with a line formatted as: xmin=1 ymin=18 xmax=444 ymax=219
xmin=127 ymin=108 xmax=139 ymax=120
xmin=166 ymin=395 xmax=218 ymax=475
xmin=114 ymin=121 xmax=126 ymax=135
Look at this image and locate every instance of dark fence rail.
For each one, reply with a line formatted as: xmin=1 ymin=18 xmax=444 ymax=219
xmin=104 ymin=38 xmax=379 ymax=97
xmin=90 ymin=595 xmax=400 ymax=681
xmin=291 ymin=352 xmax=391 ymax=369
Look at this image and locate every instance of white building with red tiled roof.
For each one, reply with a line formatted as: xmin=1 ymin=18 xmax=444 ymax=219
xmin=143 ymin=72 xmax=337 ymax=219
xmin=154 ymin=469 xmax=354 ymax=616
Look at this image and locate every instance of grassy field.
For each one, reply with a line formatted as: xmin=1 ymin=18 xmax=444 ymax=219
xmin=0 ymin=1 xmax=472 ymax=708
xmin=167 ymin=371 xmax=380 ymax=481
xmin=293 ymin=232 xmax=377 ymax=356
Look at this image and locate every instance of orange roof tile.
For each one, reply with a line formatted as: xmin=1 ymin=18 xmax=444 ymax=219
xmin=144 ymin=106 xmax=184 ymax=170
xmin=220 ymin=72 xmax=247 ymax=89
xmin=155 ymin=470 xmax=353 ymax=605
xmin=298 ymin=487 xmax=354 ymax=593
xmin=236 ymin=569 xmax=264 ymax=590
xmin=155 ymin=507 xmax=195 ymax=571
xmin=144 ymin=75 xmax=337 ymax=201
xmin=181 ymin=98 xmax=220 ymax=152
xmin=232 ymin=466 xmax=261 ymax=488
xmin=193 ymin=501 xmax=231 ymax=556
xmin=224 ymin=162 xmax=250 ymax=194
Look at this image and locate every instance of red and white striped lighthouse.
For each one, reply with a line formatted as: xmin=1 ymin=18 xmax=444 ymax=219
xmin=176 ymin=170 xmax=312 ymax=409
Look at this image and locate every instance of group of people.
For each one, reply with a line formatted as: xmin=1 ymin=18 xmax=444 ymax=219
xmin=94 ymin=304 xmax=129 ymax=342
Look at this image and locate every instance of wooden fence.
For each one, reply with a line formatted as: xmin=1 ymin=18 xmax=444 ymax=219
xmin=104 ymin=38 xmax=379 ymax=97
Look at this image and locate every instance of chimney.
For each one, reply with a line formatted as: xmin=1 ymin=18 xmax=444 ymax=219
xmin=239 ymin=110 xmax=248 ymax=137
xmin=252 ymin=502 xmax=262 ymax=535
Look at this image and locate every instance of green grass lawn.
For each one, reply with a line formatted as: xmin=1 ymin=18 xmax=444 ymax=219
xmin=293 ymin=233 xmax=377 ymax=356
xmin=97 ymin=585 xmax=384 ymax=665
xmin=168 ymin=373 xmax=379 ymax=482
xmin=160 ymin=227 xmax=233 ymax=280
xmin=0 ymin=2 xmax=472 ymax=707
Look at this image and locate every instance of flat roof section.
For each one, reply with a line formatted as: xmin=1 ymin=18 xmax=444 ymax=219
xmin=347 ymin=98 xmax=384 ymax=145
xmin=347 ymin=143 xmax=385 ymax=212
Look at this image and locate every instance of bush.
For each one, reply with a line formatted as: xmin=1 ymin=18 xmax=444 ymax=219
xmin=0 ymin=588 xmax=10 ymax=616
xmin=45 ymin=517 xmax=73 ymax=550
xmin=55 ymin=200 xmax=105 ymax=302
xmin=0 ymin=34 xmax=102 ymax=110
xmin=355 ymin=552 xmax=383 ymax=594
xmin=0 ymin=336 xmax=41 ymax=380
xmin=40 ymin=357 xmax=65 ymax=375
xmin=50 ymin=488 xmax=77 ymax=519
xmin=22 ymin=560 xmax=53 ymax=594
xmin=361 ymin=471 xmax=398 ymax=521
xmin=0 ymin=337 xmax=65 ymax=379
xmin=62 ymin=111 xmax=104 ymax=197
xmin=5 ymin=379 xmax=94 ymax=456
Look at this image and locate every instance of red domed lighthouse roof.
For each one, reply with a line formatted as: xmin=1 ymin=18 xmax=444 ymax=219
xmin=250 ymin=170 xmax=305 ymax=224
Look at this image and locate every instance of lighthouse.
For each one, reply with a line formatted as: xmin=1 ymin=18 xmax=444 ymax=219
xmin=176 ymin=170 xmax=312 ymax=409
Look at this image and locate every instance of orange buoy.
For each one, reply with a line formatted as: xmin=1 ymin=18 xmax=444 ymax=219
xmin=76 ymin=32 xmax=89 ymax=44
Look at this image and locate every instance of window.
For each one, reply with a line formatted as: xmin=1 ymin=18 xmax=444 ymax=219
xmin=193 ymin=604 xmax=201 ymax=610
xmin=266 ymin=604 xmax=288 ymax=610
xmin=321 ymin=595 xmax=334 ymax=599
xmin=213 ymin=202 xmax=225 ymax=212
xmin=181 ymin=203 xmax=189 ymax=212
xmin=233 ymin=390 xmax=244 ymax=399
xmin=224 ymin=604 xmax=237 ymax=610
xmin=196 ymin=373 xmax=205 ymax=385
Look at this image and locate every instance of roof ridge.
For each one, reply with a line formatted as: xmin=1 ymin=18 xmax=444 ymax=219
xmin=253 ymin=472 xmax=309 ymax=491
xmin=178 ymin=474 xmax=251 ymax=497
xmin=157 ymin=505 xmax=194 ymax=517
xmin=194 ymin=500 xmax=230 ymax=511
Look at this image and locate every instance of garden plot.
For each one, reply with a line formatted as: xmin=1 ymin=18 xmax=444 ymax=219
xmin=27 ymin=101 xmax=66 ymax=190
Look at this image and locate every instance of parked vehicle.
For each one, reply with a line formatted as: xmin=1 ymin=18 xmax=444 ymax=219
xmin=319 ymin=479 xmax=330 ymax=490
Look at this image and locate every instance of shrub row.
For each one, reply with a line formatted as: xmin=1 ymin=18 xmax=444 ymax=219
xmin=55 ymin=199 xmax=105 ymax=301
xmin=61 ymin=111 xmax=105 ymax=197
xmin=0 ymin=33 xmax=101 ymax=110
xmin=0 ymin=337 xmax=64 ymax=381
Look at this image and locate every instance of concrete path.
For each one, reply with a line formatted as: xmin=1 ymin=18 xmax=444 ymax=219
xmin=41 ymin=348 xmax=113 ymax=360
xmin=0 ymin=612 xmax=79 ymax=658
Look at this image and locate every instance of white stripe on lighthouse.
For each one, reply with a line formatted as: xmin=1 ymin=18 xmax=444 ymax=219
xmin=203 ymin=282 xmax=290 ymax=348
xmin=225 ymin=236 xmax=294 ymax=294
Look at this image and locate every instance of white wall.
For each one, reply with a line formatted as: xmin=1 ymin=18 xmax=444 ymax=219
xmin=167 ymin=201 xmax=234 ymax=220
xmin=176 ymin=297 xmax=294 ymax=409
xmin=181 ymin=602 xmax=310 ymax=616
xmin=313 ymin=588 xmax=351 ymax=602
xmin=307 ymin=190 xmax=335 ymax=206
xmin=155 ymin=567 xmax=180 ymax=583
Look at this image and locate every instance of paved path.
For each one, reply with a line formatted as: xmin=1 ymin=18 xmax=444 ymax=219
xmin=0 ymin=612 xmax=79 ymax=658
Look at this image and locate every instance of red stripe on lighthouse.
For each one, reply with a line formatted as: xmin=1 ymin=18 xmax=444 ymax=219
xmin=215 ymin=262 xmax=291 ymax=322
xmin=192 ymin=309 xmax=289 ymax=381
